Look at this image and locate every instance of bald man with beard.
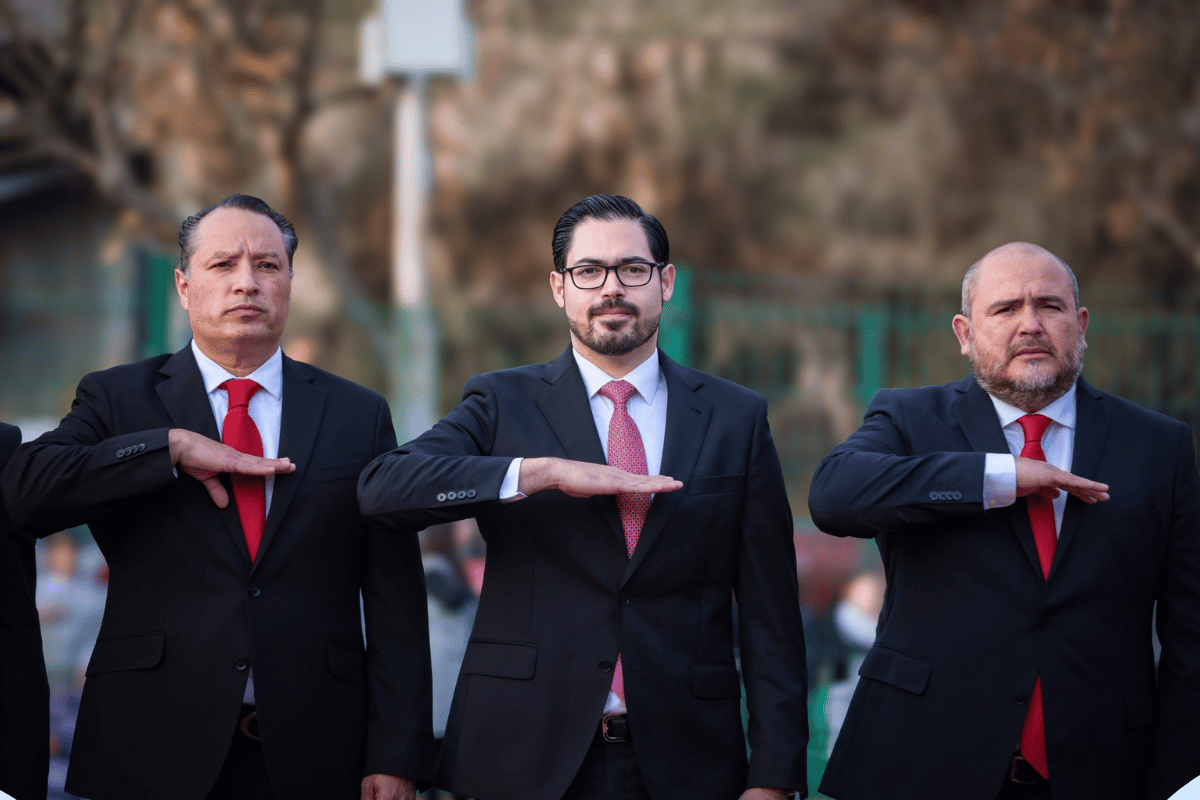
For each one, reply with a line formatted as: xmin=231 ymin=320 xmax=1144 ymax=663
xmin=809 ymin=243 xmax=1200 ymax=800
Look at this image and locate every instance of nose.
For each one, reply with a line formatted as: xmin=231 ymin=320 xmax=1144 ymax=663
xmin=1016 ymin=304 xmax=1044 ymax=335
xmin=231 ymin=260 xmax=260 ymax=294
xmin=598 ymin=267 xmax=627 ymax=298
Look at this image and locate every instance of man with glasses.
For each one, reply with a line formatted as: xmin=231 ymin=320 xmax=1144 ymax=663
xmin=359 ymin=195 xmax=809 ymax=800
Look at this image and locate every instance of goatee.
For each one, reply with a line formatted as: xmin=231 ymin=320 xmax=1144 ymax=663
xmin=570 ymin=298 xmax=660 ymax=357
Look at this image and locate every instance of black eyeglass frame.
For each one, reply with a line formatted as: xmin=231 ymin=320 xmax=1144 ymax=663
xmin=557 ymin=261 xmax=667 ymax=289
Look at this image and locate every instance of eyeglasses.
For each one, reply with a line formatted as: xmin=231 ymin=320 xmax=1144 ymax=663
xmin=559 ymin=261 xmax=665 ymax=289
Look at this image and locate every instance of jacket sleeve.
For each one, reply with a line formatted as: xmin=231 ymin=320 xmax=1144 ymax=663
xmin=360 ymin=394 xmax=437 ymax=782
xmin=735 ymin=396 xmax=809 ymax=794
xmin=807 ymin=389 xmax=987 ymax=539
xmin=358 ymin=373 xmax=514 ymax=530
xmin=0 ymin=371 xmax=175 ymax=536
xmin=1147 ymin=426 xmax=1200 ymax=799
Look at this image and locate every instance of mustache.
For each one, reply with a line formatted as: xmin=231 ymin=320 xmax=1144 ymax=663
xmin=588 ymin=299 xmax=639 ymax=318
xmin=1007 ymin=336 xmax=1056 ymax=359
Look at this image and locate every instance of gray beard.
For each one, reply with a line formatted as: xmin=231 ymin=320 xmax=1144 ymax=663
xmin=971 ymin=336 xmax=1085 ymax=412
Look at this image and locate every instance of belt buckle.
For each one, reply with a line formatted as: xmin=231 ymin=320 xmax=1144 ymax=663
xmin=601 ymin=713 xmax=627 ymax=743
xmin=239 ymin=709 xmax=261 ymax=741
xmin=1009 ymin=754 xmax=1036 ymax=785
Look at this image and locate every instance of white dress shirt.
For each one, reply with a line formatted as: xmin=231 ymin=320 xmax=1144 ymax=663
xmin=190 ymin=339 xmax=284 ymax=512
xmin=189 ymin=339 xmax=284 ymax=704
xmin=497 ymin=347 xmax=668 ymax=715
xmin=981 ymin=385 xmax=1077 ymax=535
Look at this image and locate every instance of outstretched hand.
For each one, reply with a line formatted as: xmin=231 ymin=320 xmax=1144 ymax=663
xmin=168 ymin=428 xmax=296 ymax=508
xmin=519 ymin=456 xmax=683 ymax=498
xmin=1015 ymin=456 xmax=1109 ymax=504
xmin=360 ymin=774 xmax=415 ymax=800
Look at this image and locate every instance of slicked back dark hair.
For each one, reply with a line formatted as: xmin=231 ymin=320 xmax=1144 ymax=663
xmin=178 ymin=194 xmax=298 ymax=274
xmin=551 ymin=195 xmax=669 ymax=273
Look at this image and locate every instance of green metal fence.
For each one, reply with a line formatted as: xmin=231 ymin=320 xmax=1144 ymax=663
xmin=681 ymin=271 xmax=1200 ymax=511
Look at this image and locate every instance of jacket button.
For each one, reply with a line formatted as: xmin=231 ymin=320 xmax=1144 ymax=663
xmin=249 ymin=585 xmax=261 ymax=598
xmin=1013 ymin=692 xmax=1027 ymax=705
xmin=137 ymin=443 xmax=146 ymax=452
xmin=467 ymin=489 xmax=477 ymax=498
xmin=598 ymin=660 xmax=612 ymax=672
xmin=1038 ymin=617 xmax=1050 ymax=630
xmin=618 ymin=593 xmax=630 ymax=606
xmin=928 ymin=491 xmax=936 ymax=500
xmin=436 ymin=493 xmax=447 ymax=502
xmin=116 ymin=448 xmax=126 ymax=458
xmin=234 ymin=658 xmax=249 ymax=671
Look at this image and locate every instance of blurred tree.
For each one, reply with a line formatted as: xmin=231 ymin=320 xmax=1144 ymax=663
xmin=0 ymin=0 xmax=397 ymax=388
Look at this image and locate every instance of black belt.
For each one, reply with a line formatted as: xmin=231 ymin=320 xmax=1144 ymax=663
xmin=1007 ymin=754 xmax=1050 ymax=796
xmin=600 ymin=714 xmax=630 ymax=743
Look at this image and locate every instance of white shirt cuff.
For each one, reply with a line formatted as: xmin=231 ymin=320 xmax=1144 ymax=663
xmin=499 ymin=457 xmax=525 ymax=502
xmin=983 ymin=453 xmax=1017 ymax=510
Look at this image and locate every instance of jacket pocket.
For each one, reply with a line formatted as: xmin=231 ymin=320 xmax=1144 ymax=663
xmin=686 ymin=474 xmax=745 ymax=496
xmin=461 ymin=639 xmax=537 ymax=680
xmin=86 ymin=632 xmax=165 ymax=676
xmin=1125 ymin=689 xmax=1155 ymax=729
xmin=307 ymin=460 xmax=367 ymax=485
xmin=691 ymin=663 xmax=741 ymax=698
xmin=858 ymin=644 xmax=932 ymax=695
xmin=328 ymin=640 xmax=366 ymax=684
xmin=1112 ymin=509 xmax=1159 ymax=537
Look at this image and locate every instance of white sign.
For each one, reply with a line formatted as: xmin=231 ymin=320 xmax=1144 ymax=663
xmin=381 ymin=0 xmax=471 ymax=76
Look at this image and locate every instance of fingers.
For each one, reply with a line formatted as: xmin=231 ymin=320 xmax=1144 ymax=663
xmin=1016 ymin=458 xmax=1109 ymax=504
xmin=226 ymin=452 xmax=295 ymax=476
xmin=202 ymin=476 xmax=230 ymax=508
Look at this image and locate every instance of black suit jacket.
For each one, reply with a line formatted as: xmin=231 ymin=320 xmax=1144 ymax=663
xmin=808 ymin=376 xmax=1200 ymax=800
xmin=358 ymin=348 xmax=809 ymax=800
xmin=1 ymin=346 xmax=434 ymax=800
xmin=0 ymin=421 xmax=50 ymax=800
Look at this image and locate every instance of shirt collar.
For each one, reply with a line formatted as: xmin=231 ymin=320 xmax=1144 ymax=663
xmin=571 ymin=348 xmax=662 ymax=405
xmin=190 ymin=339 xmax=283 ymax=400
xmin=987 ymin=382 xmax=1077 ymax=431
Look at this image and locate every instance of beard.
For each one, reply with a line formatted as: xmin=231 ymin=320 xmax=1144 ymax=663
xmin=569 ymin=297 xmax=661 ymax=357
xmin=970 ymin=332 xmax=1085 ymax=411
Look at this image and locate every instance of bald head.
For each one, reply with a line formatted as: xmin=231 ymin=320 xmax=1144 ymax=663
xmin=961 ymin=242 xmax=1079 ymax=319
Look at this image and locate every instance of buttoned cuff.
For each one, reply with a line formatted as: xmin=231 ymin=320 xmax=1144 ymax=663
xmin=499 ymin=457 xmax=525 ymax=502
xmin=983 ymin=452 xmax=1017 ymax=509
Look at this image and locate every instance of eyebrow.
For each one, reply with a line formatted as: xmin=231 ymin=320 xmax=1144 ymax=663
xmin=986 ymin=294 xmax=1069 ymax=313
xmin=208 ymin=250 xmax=284 ymax=262
xmin=570 ymin=255 xmax=655 ymax=267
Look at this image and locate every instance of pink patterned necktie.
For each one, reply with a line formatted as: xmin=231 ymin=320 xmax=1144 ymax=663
xmin=599 ymin=379 xmax=650 ymax=702
xmin=1017 ymin=413 xmax=1055 ymax=779
xmin=221 ymin=379 xmax=265 ymax=561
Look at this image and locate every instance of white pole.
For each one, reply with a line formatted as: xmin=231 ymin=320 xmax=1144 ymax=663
xmin=392 ymin=74 xmax=438 ymax=443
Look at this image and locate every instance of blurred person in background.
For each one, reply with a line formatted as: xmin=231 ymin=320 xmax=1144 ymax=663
xmin=36 ymin=533 xmax=105 ymax=690
xmin=420 ymin=520 xmax=477 ymax=800
xmin=809 ymin=242 xmax=1200 ymax=800
xmin=2 ymin=194 xmax=433 ymax=800
xmin=820 ymin=571 xmax=884 ymax=759
xmin=0 ymin=421 xmax=49 ymax=800
xmin=359 ymin=194 xmax=808 ymax=800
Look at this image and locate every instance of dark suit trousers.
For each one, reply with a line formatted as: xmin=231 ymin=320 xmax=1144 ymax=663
xmin=559 ymin=729 xmax=651 ymax=800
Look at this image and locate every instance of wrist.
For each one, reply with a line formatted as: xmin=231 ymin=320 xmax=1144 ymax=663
xmin=518 ymin=457 xmax=556 ymax=495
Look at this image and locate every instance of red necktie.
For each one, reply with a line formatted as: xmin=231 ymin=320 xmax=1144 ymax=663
xmin=222 ymin=379 xmax=265 ymax=561
xmin=599 ymin=380 xmax=650 ymax=702
xmin=1018 ymin=413 xmax=1055 ymax=779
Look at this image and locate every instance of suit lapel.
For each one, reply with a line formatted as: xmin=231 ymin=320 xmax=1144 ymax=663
xmin=534 ymin=350 xmax=624 ymax=541
xmin=253 ymin=357 xmax=326 ymax=573
xmin=154 ymin=345 xmax=250 ymax=564
xmin=1051 ymin=379 xmax=1109 ymax=578
xmin=951 ymin=376 xmax=1043 ymax=578
xmin=624 ymin=352 xmax=710 ymax=581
